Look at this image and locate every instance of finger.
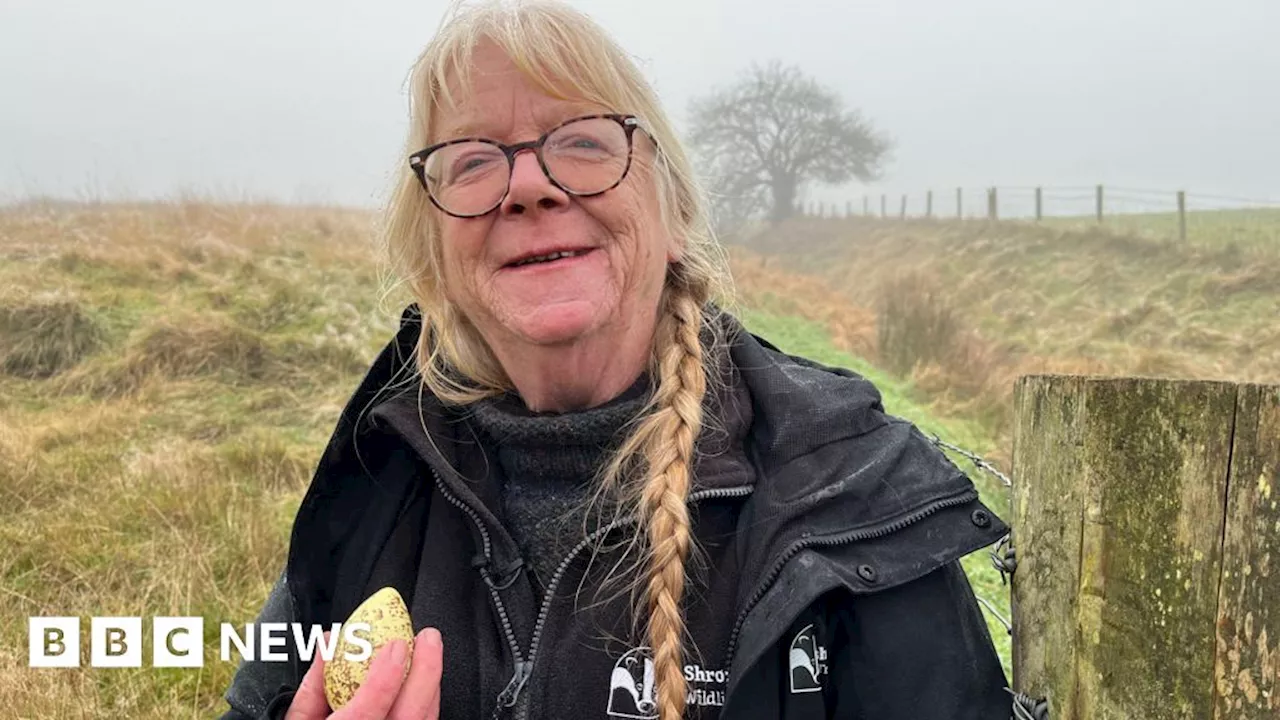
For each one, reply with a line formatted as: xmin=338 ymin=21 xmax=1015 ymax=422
xmin=388 ymin=628 xmax=445 ymax=720
xmin=335 ymin=639 xmax=408 ymax=719
xmin=285 ymin=633 xmax=332 ymax=720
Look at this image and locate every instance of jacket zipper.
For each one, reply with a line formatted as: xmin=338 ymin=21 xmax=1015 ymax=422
xmin=509 ymin=484 xmax=754 ymax=720
xmin=720 ymin=488 xmax=980 ymax=672
xmin=425 ymin=466 xmax=528 ymax=719
xmin=430 ymin=463 xmax=753 ymax=720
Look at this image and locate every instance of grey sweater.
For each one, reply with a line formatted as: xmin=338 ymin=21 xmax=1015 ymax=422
xmin=467 ymin=375 xmax=651 ymax=590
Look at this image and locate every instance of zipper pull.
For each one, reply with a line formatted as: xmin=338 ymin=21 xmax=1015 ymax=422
xmin=496 ymin=660 xmax=533 ymax=708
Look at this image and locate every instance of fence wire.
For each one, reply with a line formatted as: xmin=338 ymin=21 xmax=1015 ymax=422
xmin=926 ymin=433 xmax=1048 ymax=720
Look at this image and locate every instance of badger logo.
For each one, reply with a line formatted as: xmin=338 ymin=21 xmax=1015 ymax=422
xmin=607 ymin=647 xmax=658 ymax=719
xmin=789 ymin=624 xmax=826 ymax=694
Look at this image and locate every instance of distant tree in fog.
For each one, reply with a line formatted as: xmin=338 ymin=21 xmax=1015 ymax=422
xmin=689 ymin=61 xmax=891 ymax=228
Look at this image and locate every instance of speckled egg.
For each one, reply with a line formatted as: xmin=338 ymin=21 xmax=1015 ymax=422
xmin=324 ymin=586 xmax=414 ymax=709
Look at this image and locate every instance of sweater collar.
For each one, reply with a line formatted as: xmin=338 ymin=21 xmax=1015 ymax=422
xmin=368 ymin=340 xmax=758 ymax=500
xmin=466 ymin=373 xmax=652 ymax=485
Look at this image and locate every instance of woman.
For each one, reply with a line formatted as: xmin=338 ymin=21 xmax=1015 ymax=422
xmin=222 ymin=2 xmax=1011 ymax=718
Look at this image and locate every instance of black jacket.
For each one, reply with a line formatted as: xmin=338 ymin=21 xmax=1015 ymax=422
xmin=221 ymin=306 xmax=1012 ymax=719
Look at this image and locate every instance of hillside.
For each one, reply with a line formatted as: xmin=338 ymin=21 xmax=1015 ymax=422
xmin=737 ymin=216 xmax=1280 ymax=443
xmin=0 ymin=202 xmax=1012 ymax=717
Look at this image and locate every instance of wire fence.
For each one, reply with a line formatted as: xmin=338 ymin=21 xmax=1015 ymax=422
xmin=926 ymin=433 xmax=1049 ymax=720
xmin=797 ymin=185 xmax=1280 ymax=254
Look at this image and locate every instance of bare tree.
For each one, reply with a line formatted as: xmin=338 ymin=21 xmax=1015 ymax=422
xmin=690 ymin=61 xmax=892 ymax=227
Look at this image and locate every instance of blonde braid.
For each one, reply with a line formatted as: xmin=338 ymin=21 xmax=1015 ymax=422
xmin=638 ymin=291 xmax=706 ymax=720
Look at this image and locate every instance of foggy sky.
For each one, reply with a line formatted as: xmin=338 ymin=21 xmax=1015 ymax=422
xmin=3 ymin=0 xmax=1279 ymax=209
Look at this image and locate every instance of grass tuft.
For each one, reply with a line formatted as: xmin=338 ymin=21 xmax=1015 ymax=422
xmin=876 ymin=272 xmax=959 ymax=376
xmin=132 ymin=318 xmax=272 ymax=380
xmin=61 ymin=316 xmax=272 ymax=398
xmin=0 ymin=297 xmax=105 ymax=378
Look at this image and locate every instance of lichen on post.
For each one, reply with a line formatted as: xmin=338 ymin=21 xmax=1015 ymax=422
xmin=1011 ymin=375 xmax=1258 ymax=719
xmin=1214 ymin=384 xmax=1280 ymax=719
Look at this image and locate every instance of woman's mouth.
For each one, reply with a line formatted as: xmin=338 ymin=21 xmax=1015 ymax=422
xmin=505 ymin=248 xmax=595 ymax=269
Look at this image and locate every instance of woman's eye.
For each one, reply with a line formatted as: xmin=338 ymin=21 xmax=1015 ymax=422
xmin=450 ymin=154 xmax=497 ymax=179
xmin=555 ymin=134 xmax=605 ymax=151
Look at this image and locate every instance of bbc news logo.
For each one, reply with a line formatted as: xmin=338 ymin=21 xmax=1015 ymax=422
xmin=28 ymin=617 xmax=372 ymax=668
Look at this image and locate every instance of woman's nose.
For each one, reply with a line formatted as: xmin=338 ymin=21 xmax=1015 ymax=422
xmin=501 ymin=149 xmax=570 ymax=215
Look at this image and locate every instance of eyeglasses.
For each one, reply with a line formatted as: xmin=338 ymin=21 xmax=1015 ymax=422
xmin=408 ymin=113 xmax=644 ymax=218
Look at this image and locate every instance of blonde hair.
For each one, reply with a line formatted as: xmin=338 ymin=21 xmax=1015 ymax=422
xmin=380 ymin=1 xmax=734 ymax=717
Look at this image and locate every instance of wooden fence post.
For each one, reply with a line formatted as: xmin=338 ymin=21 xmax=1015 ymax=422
xmin=1178 ymin=191 xmax=1187 ymax=242
xmin=1035 ymin=187 xmax=1043 ymax=222
xmin=926 ymin=190 xmax=934 ymax=218
xmin=1096 ymin=184 xmax=1104 ymax=223
xmin=957 ymin=188 xmax=963 ymax=218
xmin=880 ymin=194 xmax=887 ymax=218
xmin=1216 ymin=384 xmax=1280 ymax=719
xmin=899 ymin=195 xmax=907 ymax=219
xmin=1011 ymin=376 xmax=1280 ymax=719
xmin=988 ymin=187 xmax=999 ymax=221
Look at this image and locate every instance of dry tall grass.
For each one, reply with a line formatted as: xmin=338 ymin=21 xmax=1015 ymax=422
xmin=728 ymin=248 xmax=877 ymax=360
xmin=875 ymin=272 xmax=958 ymax=376
xmin=1 ymin=297 xmax=105 ymax=379
xmin=0 ymin=201 xmax=404 ymax=718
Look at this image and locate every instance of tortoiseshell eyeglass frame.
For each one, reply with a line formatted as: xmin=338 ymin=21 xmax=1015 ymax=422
xmin=407 ymin=113 xmax=650 ymax=218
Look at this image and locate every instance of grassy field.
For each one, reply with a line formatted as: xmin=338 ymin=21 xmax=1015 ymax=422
xmin=0 ymin=201 xmax=1012 ymax=717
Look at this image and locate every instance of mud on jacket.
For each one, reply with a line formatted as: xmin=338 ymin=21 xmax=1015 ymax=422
xmin=221 ymin=306 xmax=1012 ymax=719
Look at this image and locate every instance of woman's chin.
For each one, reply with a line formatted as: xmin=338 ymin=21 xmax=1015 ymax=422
xmin=505 ymin=300 xmax=606 ymax=346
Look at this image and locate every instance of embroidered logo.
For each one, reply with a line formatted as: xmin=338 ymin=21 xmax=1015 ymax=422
xmin=788 ymin=624 xmax=828 ymax=694
xmin=606 ymin=647 xmax=729 ymax=717
xmin=608 ymin=647 xmax=658 ymax=719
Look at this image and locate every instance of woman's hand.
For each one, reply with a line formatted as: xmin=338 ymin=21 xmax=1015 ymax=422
xmin=285 ymin=628 xmax=444 ymax=719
